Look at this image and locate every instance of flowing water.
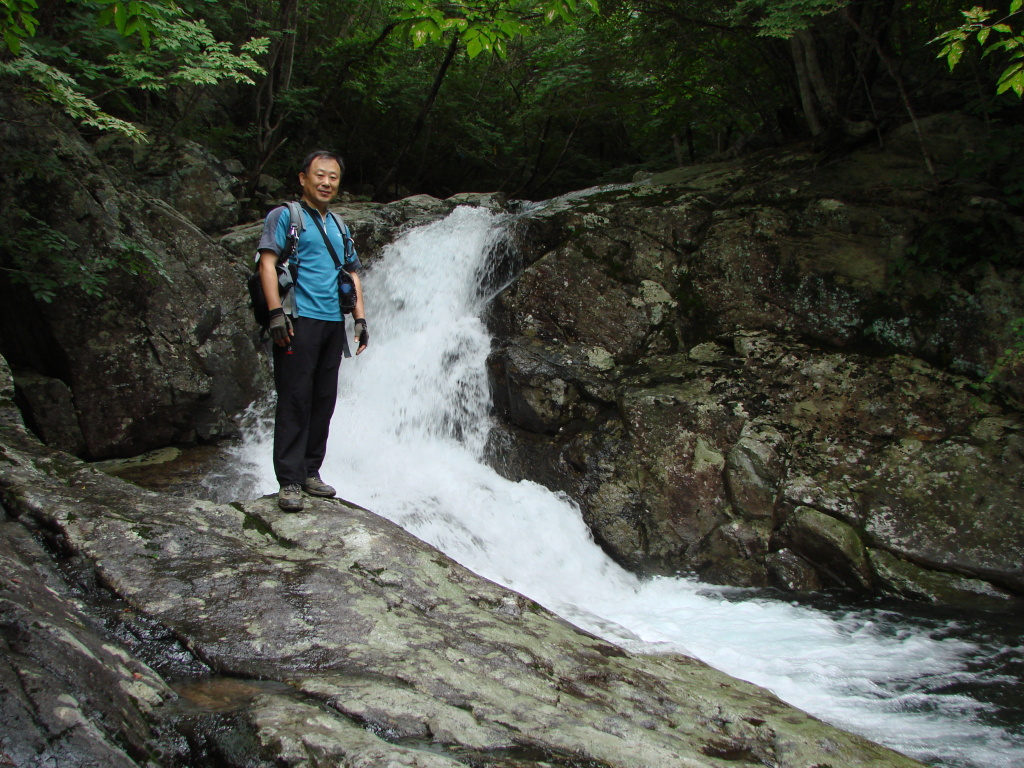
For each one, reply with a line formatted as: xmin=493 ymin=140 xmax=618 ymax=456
xmin=219 ymin=206 xmax=1024 ymax=768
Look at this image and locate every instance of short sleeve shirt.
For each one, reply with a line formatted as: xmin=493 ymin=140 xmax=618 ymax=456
xmin=258 ymin=203 xmax=362 ymax=322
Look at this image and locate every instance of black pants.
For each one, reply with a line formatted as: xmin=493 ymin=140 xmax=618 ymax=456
xmin=272 ymin=317 xmax=347 ymax=486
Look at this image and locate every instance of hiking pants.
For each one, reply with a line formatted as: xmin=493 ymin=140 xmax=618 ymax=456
xmin=272 ymin=317 xmax=347 ymax=487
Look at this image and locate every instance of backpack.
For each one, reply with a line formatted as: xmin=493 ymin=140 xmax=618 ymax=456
xmin=247 ymin=201 xmax=357 ymax=329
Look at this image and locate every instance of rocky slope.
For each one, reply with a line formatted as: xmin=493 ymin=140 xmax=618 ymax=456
xmin=486 ymin=115 xmax=1024 ymax=606
xmin=1 ymin=106 xmax=1021 ymax=767
xmin=0 ymin=357 xmax=921 ymax=768
xmin=0 ymin=97 xmax=267 ymax=460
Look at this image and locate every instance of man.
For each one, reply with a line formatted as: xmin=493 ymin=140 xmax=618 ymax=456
xmin=257 ymin=150 xmax=369 ymax=511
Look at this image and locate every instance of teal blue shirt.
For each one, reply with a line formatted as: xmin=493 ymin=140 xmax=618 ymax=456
xmin=258 ymin=203 xmax=361 ymax=321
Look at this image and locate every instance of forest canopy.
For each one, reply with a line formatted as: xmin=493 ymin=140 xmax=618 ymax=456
xmin=2 ymin=0 xmax=1022 ymax=201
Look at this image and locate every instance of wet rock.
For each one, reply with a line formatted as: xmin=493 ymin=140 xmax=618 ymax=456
xmin=491 ymin=243 xmax=653 ymax=362
xmin=725 ymin=423 xmax=786 ymax=521
xmin=766 ymin=548 xmax=823 ymax=592
xmin=488 ymin=340 xmax=598 ymax=434
xmin=0 ymin=97 xmax=269 ymax=459
xmin=251 ymin=694 xmax=468 ymax=767
xmin=0 ymin=519 xmax=172 ymax=768
xmin=0 ymin=356 xmax=925 ymax=768
xmin=867 ymin=548 xmax=1020 ymax=611
xmin=857 ymin=435 xmax=1024 ymax=592
xmin=490 ymin=326 xmax=1024 ymax=602
xmin=488 ymin=139 xmax=1024 ymax=604
xmin=780 ymin=507 xmax=874 ymax=591
xmin=12 ymin=370 xmax=86 ymax=455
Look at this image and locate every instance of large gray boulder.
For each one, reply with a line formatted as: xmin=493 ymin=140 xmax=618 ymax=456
xmin=93 ymin=132 xmax=242 ymax=232
xmin=0 ymin=98 xmax=268 ymax=459
xmin=487 ymin=134 xmax=1024 ymax=606
xmin=0 ymin=355 xmax=922 ymax=768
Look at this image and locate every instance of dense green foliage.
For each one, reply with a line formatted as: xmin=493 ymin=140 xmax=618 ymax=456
xmin=934 ymin=1 xmax=1024 ymax=96
xmin=0 ymin=0 xmax=267 ymax=140
xmin=2 ymin=0 xmax=1023 ymax=201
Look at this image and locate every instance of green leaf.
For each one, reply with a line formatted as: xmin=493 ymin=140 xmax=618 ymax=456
xmin=945 ymin=40 xmax=965 ymax=69
xmin=410 ymin=18 xmax=441 ymax=47
xmin=997 ymin=63 xmax=1024 ymax=96
xmin=3 ymin=29 xmax=21 ymax=55
xmin=113 ymin=3 xmax=127 ymax=34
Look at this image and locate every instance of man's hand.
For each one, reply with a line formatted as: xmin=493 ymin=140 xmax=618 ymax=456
xmin=268 ymin=307 xmax=293 ymax=346
xmin=354 ymin=318 xmax=369 ymax=355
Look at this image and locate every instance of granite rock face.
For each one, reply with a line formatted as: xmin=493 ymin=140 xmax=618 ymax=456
xmin=487 ymin=135 xmax=1024 ymax=606
xmin=0 ymin=355 xmax=922 ymax=768
xmin=93 ymin=132 xmax=242 ymax=232
xmin=0 ymin=98 xmax=268 ymax=460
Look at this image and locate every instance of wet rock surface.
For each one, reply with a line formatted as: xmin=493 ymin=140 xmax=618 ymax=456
xmin=0 ymin=357 xmax=923 ymax=768
xmin=93 ymin=132 xmax=242 ymax=233
xmin=489 ymin=329 xmax=1024 ymax=606
xmin=487 ymin=137 xmax=1024 ymax=605
xmin=0 ymin=97 xmax=268 ymax=460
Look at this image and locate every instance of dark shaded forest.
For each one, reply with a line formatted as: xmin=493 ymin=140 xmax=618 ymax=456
xmin=3 ymin=0 xmax=1024 ymax=207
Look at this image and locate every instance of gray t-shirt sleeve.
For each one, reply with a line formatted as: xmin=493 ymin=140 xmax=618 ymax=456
xmin=256 ymin=206 xmax=288 ymax=257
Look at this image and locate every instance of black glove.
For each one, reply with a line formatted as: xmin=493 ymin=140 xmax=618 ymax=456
xmin=354 ymin=318 xmax=369 ymax=349
xmin=268 ymin=307 xmax=293 ymax=345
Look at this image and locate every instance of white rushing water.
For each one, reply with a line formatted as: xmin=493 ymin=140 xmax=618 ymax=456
xmin=228 ymin=206 xmax=1024 ymax=768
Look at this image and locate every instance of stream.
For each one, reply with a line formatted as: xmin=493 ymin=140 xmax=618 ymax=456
xmin=213 ymin=205 xmax=1024 ymax=768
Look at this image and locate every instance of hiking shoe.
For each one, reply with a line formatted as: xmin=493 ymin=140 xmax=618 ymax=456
xmin=278 ymin=483 xmax=304 ymax=512
xmin=303 ymin=475 xmax=336 ymax=498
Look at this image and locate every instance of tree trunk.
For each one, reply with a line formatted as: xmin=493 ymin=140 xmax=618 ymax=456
xmin=248 ymin=0 xmax=300 ymax=197
xmin=790 ymin=33 xmax=823 ymax=137
xmin=373 ymin=35 xmax=460 ymax=201
xmin=796 ymin=29 xmax=835 ymax=118
xmin=841 ymin=7 xmax=935 ymax=175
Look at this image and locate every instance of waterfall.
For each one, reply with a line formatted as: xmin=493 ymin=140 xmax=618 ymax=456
xmin=226 ymin=205 xmax=1024 ymax=768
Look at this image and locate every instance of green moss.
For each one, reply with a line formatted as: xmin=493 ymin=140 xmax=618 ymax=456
xmin=240 ymin=509 xmax=297 ymax=549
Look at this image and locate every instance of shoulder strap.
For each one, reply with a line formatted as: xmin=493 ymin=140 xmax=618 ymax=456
xmin=285 ymin=201 xmax=305 ymax=235
xmin=327 ymin=211 xmax=355 ymax=265
xmin=300 ymin=201 xmax=345 ymax=272
xmin=281 ymin=201 xmax=304 ymax=262
xmin=327 ymin=210 xmax=349 ymax=236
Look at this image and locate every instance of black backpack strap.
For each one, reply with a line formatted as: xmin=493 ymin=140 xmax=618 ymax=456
xmin=300 ymin=201 xmax=353 ymax=358
xmin=300 ymin=201 xmax=345 ymax=271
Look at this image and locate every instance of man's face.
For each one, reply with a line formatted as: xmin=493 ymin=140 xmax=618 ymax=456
xmin=299 ymin=156 xmax=342 ymax=208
